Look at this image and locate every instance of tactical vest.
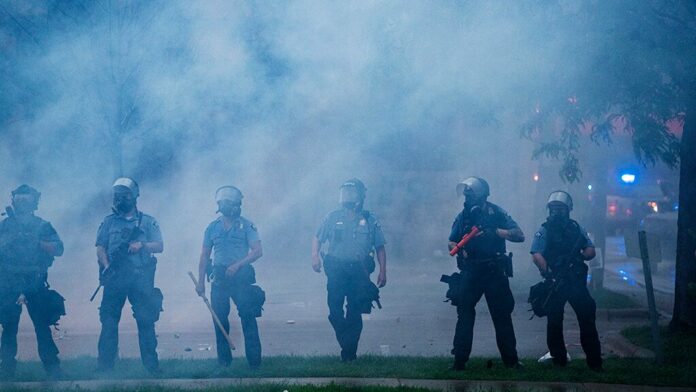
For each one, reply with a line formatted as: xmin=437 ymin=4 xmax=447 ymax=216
xmin=0 ymin=215 xmax=54 ymax=274
xmin=541 ymin=219 xmax=586 ymax=269
xmin=326 ymin=209 xmax=376 ymax=262
xmin=458 ymin=203 xmax=507 ymax=260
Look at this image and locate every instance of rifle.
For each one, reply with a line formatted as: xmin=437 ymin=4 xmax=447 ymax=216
xmin=548 ymin=225 xmax=588 ymax=280
xmin=90 ymin=215 xmax=144 ymax=302
xmin=188 ymin=271 xmax=235 ymax=350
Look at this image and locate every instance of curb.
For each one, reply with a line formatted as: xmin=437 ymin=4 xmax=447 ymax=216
xmin=1 ymin=377 xmax=694 ymax=392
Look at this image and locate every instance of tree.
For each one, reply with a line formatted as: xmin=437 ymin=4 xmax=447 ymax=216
xmin=0 ymin=0 xmax=183 ymax=181
xmin=521 ymin=1 xmax=696 ymax=328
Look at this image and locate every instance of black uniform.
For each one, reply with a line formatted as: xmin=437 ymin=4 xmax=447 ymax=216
xmin=448 ymin=202 xmax=519 ymax=367
xmin=531 ymin=219 xmax=602 ymax=368
xmin=0 ymin=213 xmax=63 ymax=377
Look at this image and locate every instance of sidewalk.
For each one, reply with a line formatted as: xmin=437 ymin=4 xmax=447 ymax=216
xmin=601 ymin=236 xmax=675 ymax=317
xmin=1 ymin=376 xmax=693 ymax=392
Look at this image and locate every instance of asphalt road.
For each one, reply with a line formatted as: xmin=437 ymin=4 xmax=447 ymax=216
xmin=7 ymin=241 xmax=653 ymax=363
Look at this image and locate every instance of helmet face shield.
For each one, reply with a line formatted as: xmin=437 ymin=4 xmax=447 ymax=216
xmin=215 ymin=186 xmax=243 ymax=204
xmin=456 ymin=177 xmax=490 ymax=199
xmin=546 ymin=191 xmax=573 ymax=211
xmin=457 ymin=177 xmax=489 ymax=210
xmin=215 ymin=186 xmax=243 ymax=218
xmin=546 ymin=191 xmax=573 ymax=224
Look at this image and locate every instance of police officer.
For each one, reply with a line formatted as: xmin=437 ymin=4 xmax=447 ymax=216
xmin=196 ymin=186 xmax=263 ymax=368
xmin=447 ymin=177 xmax=524 ymax=371
xmin=530 ymin=191 xmax=603 ymax=371
xmin=312 ymin=179 xmax=386 ymax=362
xmin=96 ymin=178 xmax=164 ymax=374
xmin=0 ymin=185 xmax=64 ymax=379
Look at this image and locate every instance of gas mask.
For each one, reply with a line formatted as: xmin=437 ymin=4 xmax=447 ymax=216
xmin=218 ymin=200 xmax=241 ymax=219
xmin=113 ymin=192 xmax=136 ymax=214
xmin=11 ymin=194 xmax=37 ymax=215
xmin=463 ymin=194 xmax=486 ymax=212
xmin=339 ymin=184 xmax=363 ymax=211
xmin=547 ymin=205 xmax=570 ymax=226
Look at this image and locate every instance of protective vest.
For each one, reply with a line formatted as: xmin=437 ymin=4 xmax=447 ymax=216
xmin=457 ymin=203 xmax=507 ymax=260
xmin=541 ymin=218 xmax=586 ymax=269
xmin=0 ymin=215 xmax=54 ymax=273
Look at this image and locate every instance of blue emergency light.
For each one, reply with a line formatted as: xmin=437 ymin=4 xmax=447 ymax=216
xmin=620 ymin=172 xmax=636 ymax=184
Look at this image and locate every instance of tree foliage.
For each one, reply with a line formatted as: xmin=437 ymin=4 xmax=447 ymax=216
xmin=520 ymin=1 xmax=693 ymax=182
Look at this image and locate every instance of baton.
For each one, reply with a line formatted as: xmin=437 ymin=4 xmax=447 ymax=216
xmin=89 ymin=284 xmax=102 ymax=302
xmin=188 ymin=271 xmax=235 ymax=350
xmin=449 ymin=226 xmax=481 ymax=256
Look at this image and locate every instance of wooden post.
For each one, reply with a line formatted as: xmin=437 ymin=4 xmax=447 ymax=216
xmin=638 ymin=231 xmax=663 ymax=364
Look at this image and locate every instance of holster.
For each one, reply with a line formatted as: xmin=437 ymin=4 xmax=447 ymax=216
xmin=43 ymin=289 xmax=66 ymax=327
xmin=502 ymin=252 xmax=514 ymax=278
xmin=440 ymin=272 xmax=464 ymax=306
xmin=356 ymin=279 xmax=381 ymax=314
xmin=140 ymin=287 xmax=164 ymax=323
xmin=237 ymin=284 xmax=266 ymax=318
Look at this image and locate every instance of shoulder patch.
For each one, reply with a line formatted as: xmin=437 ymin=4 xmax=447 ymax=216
xmin=535 ymin=231 xmax=543 ymax=238
xmin=250 ymin=223 xmax=257 ymax=231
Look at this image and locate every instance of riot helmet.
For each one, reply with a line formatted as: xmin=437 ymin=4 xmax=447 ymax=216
xmin=112 ymin=177 xmax=139 ymax=214
xmin=457 ymin=177 xmax=489 ymax=208
xmin=339 ymin=178 xmax=366 ymax=210
xmin=546 ymin=190 xmax=572 ymax=224
xmin=11 ymin=184 xmax=41 ymax=215
xmin=215 ymin=186 xmax=243 ymax=218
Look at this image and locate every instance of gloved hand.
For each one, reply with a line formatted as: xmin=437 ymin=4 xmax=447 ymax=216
xmin=540 ymin=268 xmax=553 ymax=280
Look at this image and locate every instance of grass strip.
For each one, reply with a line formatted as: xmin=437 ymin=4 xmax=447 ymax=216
xmin=0 ymin=384 xmax=436 ymax=392
xmin=621 ymin=325 xmax=696 ymax=365
xmin=590 ymin=287 xmax=640 ymax=309
xmin=2 ymin=354 xmax=695 ymax=387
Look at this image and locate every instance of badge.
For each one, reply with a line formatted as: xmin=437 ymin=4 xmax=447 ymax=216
xmin=359 ymin=219 xmax=366 ymax=226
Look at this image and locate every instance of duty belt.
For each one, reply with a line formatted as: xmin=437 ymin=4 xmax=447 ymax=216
xmin=461 ymin=256 xmax=506 ymax=273
xmin=465 ymin=256 xmax=501 ymax=265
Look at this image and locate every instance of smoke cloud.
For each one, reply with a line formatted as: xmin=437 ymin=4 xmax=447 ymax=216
xmin=1 ymin=1 xmax=640 ymax=357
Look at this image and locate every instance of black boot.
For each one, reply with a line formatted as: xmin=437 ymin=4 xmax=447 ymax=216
xmin=449 ymin=357 xmax=466 ymax=371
